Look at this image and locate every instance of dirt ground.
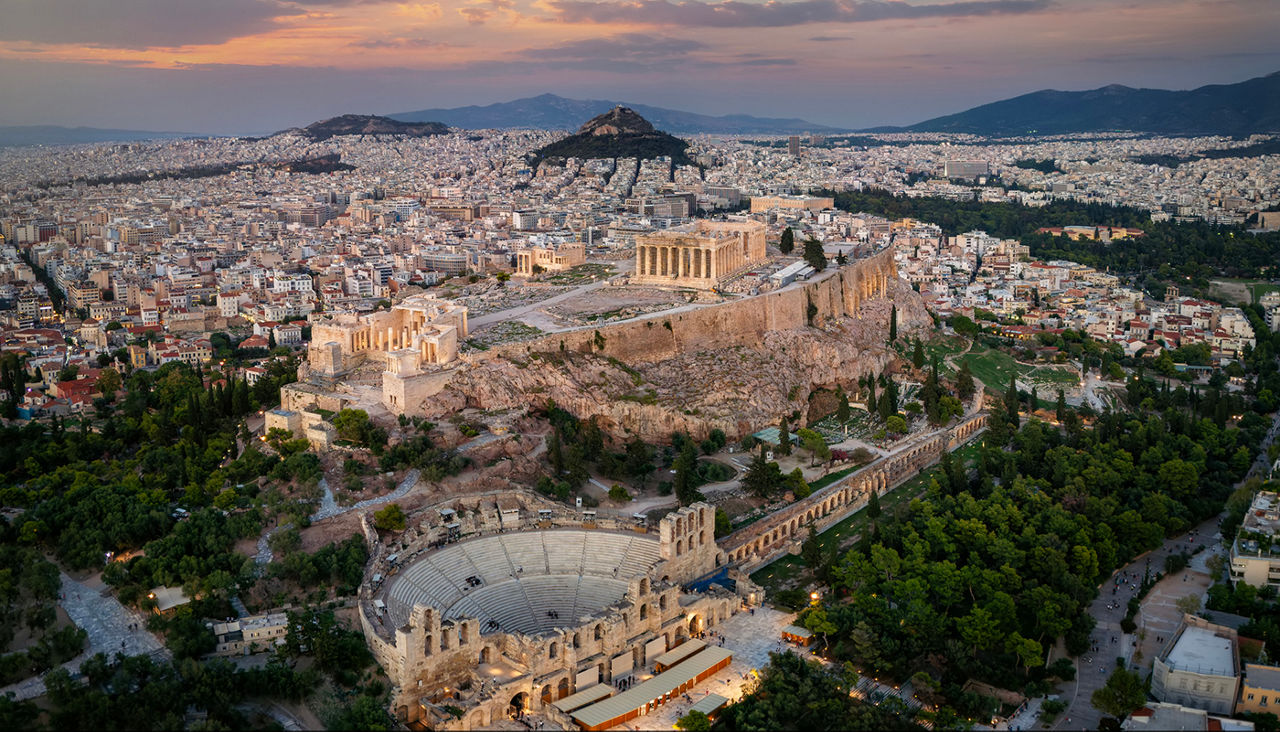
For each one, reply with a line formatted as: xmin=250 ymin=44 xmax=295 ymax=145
xmin=4 ymin=605 xmax=75 ymax=654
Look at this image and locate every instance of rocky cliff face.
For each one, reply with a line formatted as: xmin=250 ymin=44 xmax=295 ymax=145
xmin=430 ymin=279 xmax=930 ymax=443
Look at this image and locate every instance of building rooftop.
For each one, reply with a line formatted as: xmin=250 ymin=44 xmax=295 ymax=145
xmin=1245 ymin=663 xmax=1280 ymax=691
xmin=1165 ymin=626 xmax=1236 ymax=676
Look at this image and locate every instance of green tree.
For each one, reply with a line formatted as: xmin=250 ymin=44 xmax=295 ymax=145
xmin=373 ymin=504 xmax=406 ymax=532
xmin=866 ymin=489 xmax=881 ymax=519
xmin=1003 ymin=376 xmax=1021 ymax=428
xmin=889 ymin=305 xmax=898 ymax=342
xmin=673 ymin=440 xmax=702 ymax=506
xmin=777 ymin=417 xmax=792 ymax=456
xmin=886 ymin=415 xmax=907 ymax=434
xmin=676 ymin=710 xmax=711 ymax=732
xmin=803 ymin=236 xmax=828 ymax=272
xmin=96 ymin=367 xmax=122 ymax=399
xmin=1092 ymin=668 xmax=1146 ymax=719
xmin=836 ymin=387 xmax=851 ymax=422
xmin=956 ymin=361 xmax=976 ymax=401
xmin=779 ymin=227 xmax=795 ymax=255
xmin=742 ymin=446 xmax=784 ymax=499
xmin=333 ymin=408 xmax=372 ymax=443
xmin=796 ymin=428 xmax=829 ymax=464
xmin=714 ymin=508 xmax=733 ymax=538
xmin=911 ymin=340 xmax=924 ymax=369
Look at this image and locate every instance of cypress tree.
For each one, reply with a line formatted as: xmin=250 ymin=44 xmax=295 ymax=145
xmin=889 ymin=305 xmax=898 ymax=342
xmin=779 ymin=227 xmax=795 ymax=255
xmin=912 ymin=340 xmax=924 ymax=369
xmin=777 ymin=417 xmax=791 ymax=456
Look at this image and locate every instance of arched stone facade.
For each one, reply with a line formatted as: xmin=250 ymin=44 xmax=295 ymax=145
xmin=721 ymin=413 xmax=988 ymax=569
xmin=359 ymin=498 xmax=754 ymax=729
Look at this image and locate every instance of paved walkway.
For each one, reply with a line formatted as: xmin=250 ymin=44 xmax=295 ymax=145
xmin=0 ymin=572 xmax=167 ymax=701
xmin=1052 ymin=514 xmax=1223 ymax=731
xmin=468 ymin=280 xmax=610 ymax=331
xmin=607 ymin=605 xmax=797 ymax=730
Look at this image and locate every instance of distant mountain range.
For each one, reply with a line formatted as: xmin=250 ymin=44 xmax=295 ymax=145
xmin=0 ymin=125 xmax=193 ymax=147
xmin=280 ymin=114 xmax=450 ymax=141
xmin=391 ymin=94 xmax=842 ymax=134
xmin=892 ymin=71 xmax=1280 ymax=136
xmin=531 ymin=106 xmax=692 ymax=166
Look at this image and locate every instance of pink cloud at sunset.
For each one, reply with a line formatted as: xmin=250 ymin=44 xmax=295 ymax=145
xmin=0 ymin=0 xmax=1274 ymax=132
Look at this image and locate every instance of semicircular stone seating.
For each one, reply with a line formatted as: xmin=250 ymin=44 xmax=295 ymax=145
xmin=384 ymin=529 xmax=663 ymax=634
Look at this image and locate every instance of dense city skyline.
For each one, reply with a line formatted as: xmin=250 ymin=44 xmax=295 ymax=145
xmin=1 ymin=0 xmax=1278 ymax=134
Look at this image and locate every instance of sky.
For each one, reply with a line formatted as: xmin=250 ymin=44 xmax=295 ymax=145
xmin=0 ymin=0 xmax=1277 ymax=134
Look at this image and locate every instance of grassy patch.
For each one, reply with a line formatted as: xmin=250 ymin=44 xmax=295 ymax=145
xmin=956 ymin=347 xmax=1077 ymax=391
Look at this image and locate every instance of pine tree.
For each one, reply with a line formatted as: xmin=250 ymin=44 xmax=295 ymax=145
xmin=889 ymin=305 xmax=898 ymax=342
xmin=911 ymin=340 xmax=924 ymax=369
xmin=802 ymin=237 xmax=827 ymax=272
xmin=779 ymin=227 xmax=795 ymax=255
xmin=777 ymin=417 xmax=792 ymax=456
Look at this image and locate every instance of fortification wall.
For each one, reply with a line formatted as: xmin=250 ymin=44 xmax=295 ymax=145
xmin=471 ymin=248 xmax=896 ymax=365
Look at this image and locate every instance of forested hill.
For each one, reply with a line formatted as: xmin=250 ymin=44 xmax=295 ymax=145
xmin=531 ymin=106 xmax=693 ymax=166
xmin=900 ymin=71 xmax=1280 ymax=136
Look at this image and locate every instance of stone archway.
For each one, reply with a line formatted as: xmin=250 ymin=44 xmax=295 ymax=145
xmin=509 ymin=692 xmax=529 ymax=719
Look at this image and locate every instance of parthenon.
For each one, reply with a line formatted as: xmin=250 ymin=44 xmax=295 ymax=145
xmin=631 ymin=220 xmax=767 ymax=290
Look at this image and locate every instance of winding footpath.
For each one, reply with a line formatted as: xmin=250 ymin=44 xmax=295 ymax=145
xmin=309 ymin=468 xmax=420 ymax=522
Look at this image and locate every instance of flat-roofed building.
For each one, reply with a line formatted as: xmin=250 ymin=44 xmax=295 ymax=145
xmin=1151 ymin=615 xmax=1240 ymax=715
xmin=1238 ymin=663 xmax=1280 ymax=715
xmin=1229 ymin=491 xmax=1280 ymax=588
xmin=1124 ymin=701 xmax=1254 ymax=731
xmin=749 ymin=195 xmax=833 ymax=213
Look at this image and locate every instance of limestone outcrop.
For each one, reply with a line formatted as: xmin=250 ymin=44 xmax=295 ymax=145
xmin=429 ymin=276 xmax=929 ymax=443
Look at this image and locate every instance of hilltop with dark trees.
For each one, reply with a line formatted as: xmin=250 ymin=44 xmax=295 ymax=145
xmin=531 ymin=106 xmax=693 ymax=167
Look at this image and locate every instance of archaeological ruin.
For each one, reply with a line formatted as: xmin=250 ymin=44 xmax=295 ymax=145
xmin=630 ymin=220 xmax=766 ymax=290
xmin=359 ymin=494 xmax=759 ymax=729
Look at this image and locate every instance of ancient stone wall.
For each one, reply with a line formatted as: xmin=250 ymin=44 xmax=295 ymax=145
xmin=472 ymin=248 xmax=897 ymax=366
xmin=721 ymin=413 xmax=989 ymax=571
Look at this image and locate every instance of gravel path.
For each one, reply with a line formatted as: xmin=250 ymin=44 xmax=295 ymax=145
xmin=0 ymin=573 xmax=168 ymax=701
xmin=309 ymin=468 xmax=420 ymax=522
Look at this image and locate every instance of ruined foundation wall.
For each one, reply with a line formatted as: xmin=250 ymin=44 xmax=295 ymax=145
xmin=473 ymin=249 xmax=897 ymax=365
